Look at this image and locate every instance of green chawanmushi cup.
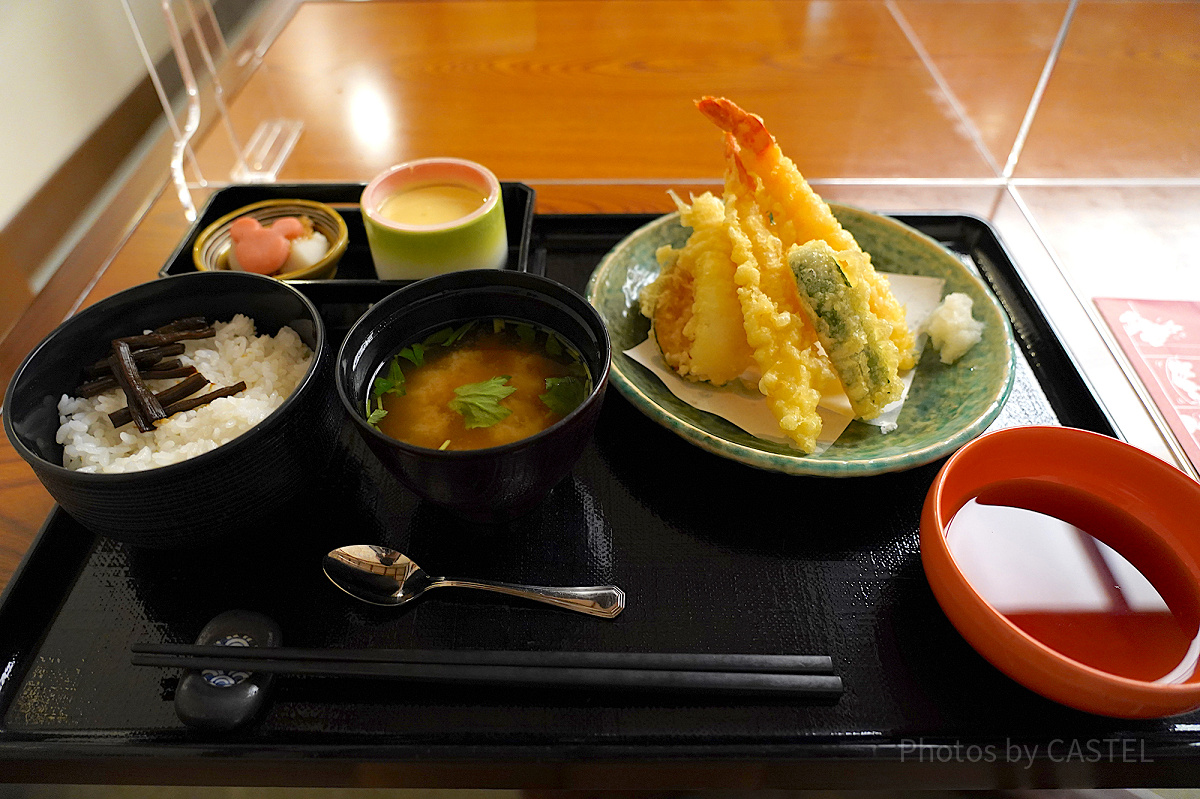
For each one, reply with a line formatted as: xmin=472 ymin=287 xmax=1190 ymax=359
xmin=361 ymin=158 xmax=507 ymax=281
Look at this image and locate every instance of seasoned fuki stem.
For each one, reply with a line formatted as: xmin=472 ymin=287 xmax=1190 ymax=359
xmin=159 ymin=381 xmax=247 ymax=416
xmin=85 ymin=343 xmax=186 ymax=378
xmin=76 ymin=362 xmax=197 ymax=398
xmin=108 ymin=371 xmax=210 ymax=429
xmin=113 ymin=326 xmax=215 ymax=351
xmin=109 ymin=341 xmax=167 ymax=432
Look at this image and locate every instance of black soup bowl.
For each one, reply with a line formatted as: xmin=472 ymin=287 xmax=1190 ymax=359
xmin=336 ymin=270 xmax=611 ymax=523
xmin=3 ymin=271 xmax=339 ymax=548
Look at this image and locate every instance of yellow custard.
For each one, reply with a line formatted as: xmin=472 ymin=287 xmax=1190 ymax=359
xmin=378 ymin=183 xmax=488 ymax=226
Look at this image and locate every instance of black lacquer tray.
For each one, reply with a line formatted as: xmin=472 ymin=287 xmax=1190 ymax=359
xmin=1 ymin=201 xmax=1195 ymax=788
xmin=157 ymin=182 xmax=537 ymax=283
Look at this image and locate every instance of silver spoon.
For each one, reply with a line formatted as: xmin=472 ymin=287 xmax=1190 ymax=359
xmin=323 ymin=545 xmax=625 ymax=618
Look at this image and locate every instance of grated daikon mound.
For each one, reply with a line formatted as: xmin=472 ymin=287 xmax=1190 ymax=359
xmin=925 ymin=292 xmax=984 ymax=365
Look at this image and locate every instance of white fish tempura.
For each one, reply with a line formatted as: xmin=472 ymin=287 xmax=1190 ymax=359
xmin=640 ymin=192 xmax=754 ymax=385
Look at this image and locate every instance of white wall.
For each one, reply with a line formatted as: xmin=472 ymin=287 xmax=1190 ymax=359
xmin=0 ymin=0 xmax=176 ymax=229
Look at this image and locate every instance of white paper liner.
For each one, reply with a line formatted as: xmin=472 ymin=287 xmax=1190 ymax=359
xmin=624 ymin=273 xmax=946 ymax=453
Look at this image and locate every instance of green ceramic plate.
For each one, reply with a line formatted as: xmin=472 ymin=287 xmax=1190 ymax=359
xmin=585 ymin=204 xmax=1017 ymax=476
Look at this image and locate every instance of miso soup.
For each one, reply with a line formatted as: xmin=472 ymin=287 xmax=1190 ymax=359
xmin=365 ymin=319 xmax=592 ymax=450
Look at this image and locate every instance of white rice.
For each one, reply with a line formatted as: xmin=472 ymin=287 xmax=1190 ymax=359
xmin=56 ymin=314 xmax=313 ymax=473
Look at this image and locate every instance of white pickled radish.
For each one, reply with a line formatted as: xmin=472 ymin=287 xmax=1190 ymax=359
xmin=280 ymin=231 xmax=330 ymax=273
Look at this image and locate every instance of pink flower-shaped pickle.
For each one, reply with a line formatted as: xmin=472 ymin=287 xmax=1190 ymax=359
xmin=229 ymin=216 xmax=290 ymax=275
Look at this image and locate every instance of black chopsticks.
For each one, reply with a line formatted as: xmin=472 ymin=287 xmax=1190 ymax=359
xmin=130 ymin=644 xmax=843 ymax=698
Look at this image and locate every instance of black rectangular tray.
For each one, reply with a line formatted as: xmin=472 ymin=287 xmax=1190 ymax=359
xmin=158 ymin=182 xmax=537 ymax=284
xmin=3 ymin=210 xmax=1192 ymax=788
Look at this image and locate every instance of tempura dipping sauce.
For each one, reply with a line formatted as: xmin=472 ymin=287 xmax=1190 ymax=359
xmin=378 ymin=184 xmax=488 ymax=227
xmin=365 ymin=318 xmax=592 ymax=451
xmin=946 ymin=490 xmax=1200 ymax=683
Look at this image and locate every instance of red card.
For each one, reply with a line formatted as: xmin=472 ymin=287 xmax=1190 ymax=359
xmin=1095 ymin=298 xmax=1200 ymax=473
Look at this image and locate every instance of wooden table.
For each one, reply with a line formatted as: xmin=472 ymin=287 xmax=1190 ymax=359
xmin=1 ymin=0 xmax=1198 ymax=785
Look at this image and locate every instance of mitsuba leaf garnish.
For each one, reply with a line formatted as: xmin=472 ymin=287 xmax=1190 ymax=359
xmin=545 ymin=332 xmax=563 ymax=357
xmin=423 ymin=321 xmax=475 ymax=348
xmin=448 ymin=321 xmax=475 ymax=344
xmin=367 ymin=355 xmax=408 ymax=428
xmin=448 ymin=376 xmax=516 ymax=429
xmin=515 ymin=323 xmax=536 ymax=346
xmin=540 ymin=376 xmax=587 ymax=416
xmin=373 ymin=356 xmax=406 ymax=399
xmin=421 ymin=327 xmax=454 ymax=347
xmin=398 ymin=343 xmax=425 ymax=368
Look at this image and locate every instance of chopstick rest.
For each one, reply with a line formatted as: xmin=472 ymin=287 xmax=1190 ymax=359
xmin=132 ymin=644 xmax=843 ymax=699
xmin=171 ymin=609 xmax=281 ymax=732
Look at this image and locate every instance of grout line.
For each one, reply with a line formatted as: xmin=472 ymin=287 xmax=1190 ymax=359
xmin=521 ymin=176 xmax=1200 ymax=188
xmin=886 ymin=0 xmax=1003 ymax=177
xmin=1003 ymin=0 xmax=1080 ymax=179
xmin=520 ymin=177 xmax=1009 ymax=187
xmin=196 ymin=176 xmax=1200 ymax=190
xmin=1011 ymin=176 xmax=1200 ymax=187
xmin=810 ymin=177 xmax=1004 ymax=187
xmin=512 ymin=177 xmax=719 ymax=187
xmin=1006 ymin=183 xmax=1199 ymax=479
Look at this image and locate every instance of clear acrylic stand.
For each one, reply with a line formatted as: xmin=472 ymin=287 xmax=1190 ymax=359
xmin=122 ymin=0 xmax=302 ymax=221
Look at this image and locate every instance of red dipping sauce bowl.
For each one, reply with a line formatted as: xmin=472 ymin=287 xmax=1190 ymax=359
xmin=920 ymin=425 xmax=1200 ymax=718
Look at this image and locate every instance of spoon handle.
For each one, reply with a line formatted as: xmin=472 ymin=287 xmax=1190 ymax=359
xmin=433 ymin=579 xmax=625 ymax=618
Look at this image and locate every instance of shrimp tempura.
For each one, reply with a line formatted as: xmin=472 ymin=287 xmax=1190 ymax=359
xmin=640 ymin=97 xmax=923 ymax=452
xmin=723 ymin=143 xmax=834 ymax=452
xmin=696 ymin=96 xmax=917 ymax=371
